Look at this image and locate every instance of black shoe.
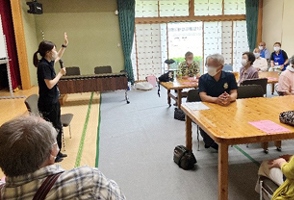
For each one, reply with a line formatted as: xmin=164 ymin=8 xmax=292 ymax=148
xmin=55 ymin=156 xmax=63 ymax=163
xmin=58 ymin=152 xmax=67 ymax=158
xmin=276 ymin=147 xmax=282 ymax=152
xmin=204 ymin=144 xmax=210 ymax=148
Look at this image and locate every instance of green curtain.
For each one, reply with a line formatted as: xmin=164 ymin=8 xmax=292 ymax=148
xmin=245 ymin=0 xmax=259 ymax=52
xmin=117 ymin=0 xmax=135 ymax=83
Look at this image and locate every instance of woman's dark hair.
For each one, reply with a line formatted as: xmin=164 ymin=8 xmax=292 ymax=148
xmin=242 ymin=52 xmax=256 ymax=65
xmin=33 ymin=40 xmax=55 ymax=67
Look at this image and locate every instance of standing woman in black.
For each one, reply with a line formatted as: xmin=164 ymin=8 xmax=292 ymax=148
xmin=33 ymin=33 xmax=68 ymax=162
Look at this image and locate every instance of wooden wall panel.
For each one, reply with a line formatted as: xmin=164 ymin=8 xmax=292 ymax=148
xmin=10 ymin=0 xmax=31 ymax=89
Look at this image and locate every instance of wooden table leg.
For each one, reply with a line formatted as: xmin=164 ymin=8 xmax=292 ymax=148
xmin=275 ymin=140 xmax=282 ymax=149
xmin=186 ymin=115 xmax=192 ymax=151
xmin=218 ymin=143 xmax=229 ymax=200
xmin=272 ymin=83 xmax=275 ymax=95
xmin=177 ymin=89 xmax=182 ymax=109
xmin=261 ymin=142 xmax=268 ymax=153
xmin=167 ymin=89 xmax=171 ymax=107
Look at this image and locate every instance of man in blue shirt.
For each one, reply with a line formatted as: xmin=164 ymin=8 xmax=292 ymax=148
xmin=259 ymin=41 xmax=271 ymax=61
xmin=198 ymin=54 xmax=238 ymax=150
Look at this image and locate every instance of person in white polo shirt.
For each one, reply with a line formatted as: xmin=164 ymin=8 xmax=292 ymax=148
xmin=252 ymin=48 xmax=268 ymax=72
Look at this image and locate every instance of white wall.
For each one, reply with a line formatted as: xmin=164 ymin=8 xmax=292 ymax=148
xmin=262 ymin=0 xmax=294 ymax=57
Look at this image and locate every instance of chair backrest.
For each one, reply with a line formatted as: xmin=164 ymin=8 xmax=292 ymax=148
xmin=94 ymin=66 xmax=112 ymax=74
xmin=66 ymin=66 xmax=81 ymax=76
xmin=240 ymin=78 xmax=268 ymax=95
xmin=237 ymin=85 xmax=264 ymax=99
xmin=187 ymin=89 xmax=201 ymax=102
xmin=24 ymin=94 xmax=40 ymax=115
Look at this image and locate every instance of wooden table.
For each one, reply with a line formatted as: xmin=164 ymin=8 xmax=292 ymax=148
xmin=160 ymin=77 xmax=198 ymax=108
xmin=181 ymin=96 xmax=294 ymax=200
xmin=259 ymin=71 xmax=279 ymax=94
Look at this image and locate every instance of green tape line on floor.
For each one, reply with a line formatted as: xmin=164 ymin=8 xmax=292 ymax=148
xmin=234 ymin=145 xmax=260 ymax=167
xmin=95 ymin=94 xmax=102 ymax=168
xmin=74 ymin=92 xmax=94 ymax=167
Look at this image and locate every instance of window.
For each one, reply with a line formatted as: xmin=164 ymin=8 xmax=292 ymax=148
xmin=133 ymin=0 xmax=248 ymax=81
xmin=135 ymin=1 xmax=158 ymax=18
xmin=195 ymin=0 xmax=222 ymax=16
xmin=134 ymin=24 xmax=167 ymax=80
xmin=136 ymin=0 xmax=245 ymax=18
xmin=159 ymin=0 xmax=189 ymax=17
xmin=168 ymin=22 xmax=203 ymax=70
xmin=224 ymin=0 xmax=245 ymax=15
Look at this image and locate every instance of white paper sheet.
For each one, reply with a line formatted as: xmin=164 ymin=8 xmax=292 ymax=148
xmin=182 ymin=102 xmax=210 ymax=111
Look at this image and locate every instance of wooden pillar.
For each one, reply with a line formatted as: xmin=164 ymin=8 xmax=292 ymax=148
xmin=189 ymin=0 xmax=195 ymax=17
xmin=256 ymin=0 xmax=263 ymax=45
xmin=10 ymin=0 xmax=31 ymax=89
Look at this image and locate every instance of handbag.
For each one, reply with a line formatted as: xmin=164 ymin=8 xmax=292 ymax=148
xmin=174 ymin=108 xmax=185 ymax=121
xmin=173 ymin=145 xmax=197 ymax=170
xmin=279 ymin=110 xmax=294 ymax=126
xmin=157 ymin=71 xmax=174 ymax=97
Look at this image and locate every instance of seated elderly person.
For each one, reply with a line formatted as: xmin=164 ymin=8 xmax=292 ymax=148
xmin=270 ymin=42 xmax=289 ymax=71
xmin=256 ymin=154 xmax=294 ymax=199
xmin=253 ymin=48 xmax=268 ymax=72
xmin=177 ymin=51 xmax=200 ymax=78
xmin=0 ymin=116 xmax=125 ymax=199
xmin=277 ymin=55 xmax=294 ymax=95
xmin=238 ymin=52 xmax=259 ymax=85
xmin=198 ymin=53 xmax=238 ymax=150
xmin=259 ymin=41 xmax=271 ymax=61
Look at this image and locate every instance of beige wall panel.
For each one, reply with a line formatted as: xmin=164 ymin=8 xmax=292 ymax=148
xmin=262 ymin=0 xmax=284 ymax=53
xmin=34 ymin=0 xmax=124 ymax=75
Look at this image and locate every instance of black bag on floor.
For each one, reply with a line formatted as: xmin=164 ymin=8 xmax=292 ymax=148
xmin=173 ymin=145 xmax=197 ymax=170
xmin=174 ymin=108 xmax=185 ymax=121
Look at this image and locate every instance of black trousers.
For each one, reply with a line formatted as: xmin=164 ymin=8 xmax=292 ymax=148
xmin=38 ymin=101 xmax=63 ymax=151
xmin=199 ymin=128 xmax=215 ymax=146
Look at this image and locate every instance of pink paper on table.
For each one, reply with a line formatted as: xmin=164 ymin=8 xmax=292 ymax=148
xmin=248 ymin=120 xmax=290 ymax=134
xmin=182 ymin=82 xmax=197 ymax=85
xmin=187 ymin=77 xmax=198 ymax=82
xmin=267 ymin=77 xmax=278 ymax=81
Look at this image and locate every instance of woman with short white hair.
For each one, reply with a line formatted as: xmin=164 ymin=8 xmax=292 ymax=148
xmin=0 ymin=116 xmax=125 ymax=199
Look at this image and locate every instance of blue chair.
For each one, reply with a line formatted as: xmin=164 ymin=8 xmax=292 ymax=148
xmin=223 ymin=64 xmax=233 ymax=72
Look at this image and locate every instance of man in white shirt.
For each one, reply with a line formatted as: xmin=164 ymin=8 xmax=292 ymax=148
xmin=252 ymin=48 xmax=268 ymax=72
